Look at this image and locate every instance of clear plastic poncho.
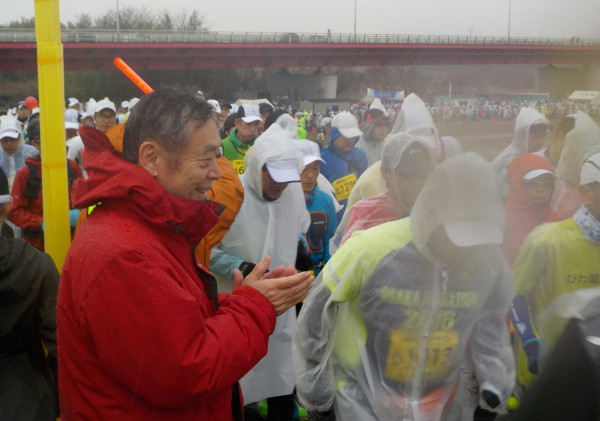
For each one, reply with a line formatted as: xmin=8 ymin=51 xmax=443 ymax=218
xmin=0 ymin=115 xmax=37 ymax=188
xmin=211 ymin=124 xmax=310 ymax=404
xmin=294 ymin=153 xmax=515 ymax=421
xmin=492 ymin=107 xmax=549 ymax=199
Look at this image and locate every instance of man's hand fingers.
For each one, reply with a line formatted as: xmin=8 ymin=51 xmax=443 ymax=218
xmin=245 ymin=256 xmax=271 ymax=282
xmin=232 ymin=269 xmax=244 ymax=290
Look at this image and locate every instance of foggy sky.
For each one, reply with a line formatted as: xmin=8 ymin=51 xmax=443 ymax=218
xmin=3 ymin=0 xmax=600 ymax=39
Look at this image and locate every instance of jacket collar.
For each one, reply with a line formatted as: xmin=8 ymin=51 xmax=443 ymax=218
xmin=74 ymin=126 xmax=220 ymax=246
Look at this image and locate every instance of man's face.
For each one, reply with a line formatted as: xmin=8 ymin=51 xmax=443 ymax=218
xmin=0 ymin=136 xmax=19 ymax=155
xmin=235 ymin=119 xmax=260 ymax=144
xmin=155 ymin=120 xmax=222 ymax=201
xmin=262 ymin=169 xmax=289 ymax=201
xmin=301 ymin=161 xmax=320 ymax=192
xmin=579 ymin=182 xmax=600 ymax=221
xmin=524 ymin=174 xmax=555 ymax=205
xmin=333 ymin=135 xmax=357 ymax=152
xmin=17 ymin=107 xmax=30 ymax=121
xmin=219 ymin=107 xmax=230 ymax=124
xmin=94 ymin=109 xmax=117 ymax=133
xmin=371 ymin=121 xmax=391 ymax=142
xmin=527 ymin=124 xmax=549 ymax=153
xmin=384 ymin=168 xmax=431 ymax=212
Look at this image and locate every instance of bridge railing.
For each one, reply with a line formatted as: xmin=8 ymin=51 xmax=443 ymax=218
xmin=1 ymin=29 xmax=599 ymax=47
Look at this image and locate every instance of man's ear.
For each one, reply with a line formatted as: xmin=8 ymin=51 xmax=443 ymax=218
xmin=138 ymin=140 xmax=160 ymax=177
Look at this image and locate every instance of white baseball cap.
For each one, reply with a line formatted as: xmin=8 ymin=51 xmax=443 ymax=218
xmin=68 ymin=97 xmax=80 ymax=107
xmin=265 ymin=159 xmax=301 ymax=183
xmin=523 ymin=168 xmax=556 ymax=181
xmin=95 ymin=99 xmax=116 ymax=113
xmin=331 ymin=111 xmax=362 ymax=138
xmin=237 ymin=104 xmax=261 ymax=123
xmin=207 ymin=99 xmax=220 ymax=113
xmin=0 ymin=129 xmax=20 ymax=139
xmin=295 ymin=140 xmax=326 ymax=167
xmin=121 ymin=100 xmax=130 ymax=109
xmin=65 ymin=109 xmax=80 ymax=130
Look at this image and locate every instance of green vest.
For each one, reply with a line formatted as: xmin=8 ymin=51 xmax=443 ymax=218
xmin=222 ymin=129 xmax=252 ymax=175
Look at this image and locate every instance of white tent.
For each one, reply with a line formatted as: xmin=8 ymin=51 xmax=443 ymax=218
xmin=569 ymin=91 xmax=600 ymax=103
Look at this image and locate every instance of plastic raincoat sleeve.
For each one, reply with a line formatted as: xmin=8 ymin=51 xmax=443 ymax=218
xmin=209 ymin=245 xmax=244 ymax=280
xmin=469 ymin=253 xmax=516 ymax=406
xmin=82 ymin=250 xmax=276 ymax=408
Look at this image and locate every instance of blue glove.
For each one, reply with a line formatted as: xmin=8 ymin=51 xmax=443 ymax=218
xmin=523 ymin=338 xmax=541 ymax=375
xmin=69 ymin=209 xmax=81 ymax=228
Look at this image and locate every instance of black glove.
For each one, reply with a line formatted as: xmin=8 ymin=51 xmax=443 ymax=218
xmin=523 ymin=339 xmax=540 ymax=375
xmin=238 ymin=261 xmax=256 ymax=278
xmin=481 ymin=389 xmax=500 ymax=409
xmin=295 ymin=241 xmax=312 ymax=272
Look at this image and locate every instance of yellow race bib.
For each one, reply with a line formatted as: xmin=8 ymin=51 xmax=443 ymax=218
xmin=232 ymin=160 xmax=245 ymax=175
xmin=384 ymin=329 xmax=459 ymax=383
xmin=332 ymin=173 xmax=357 ymax=202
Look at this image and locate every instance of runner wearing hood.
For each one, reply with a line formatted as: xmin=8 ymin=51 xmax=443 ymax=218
xmin=356 ymin=98 xmax=391 ymax=167
xmin=295 ymin=153 xmax=515 ymax=421
xmin=321 ymin=112 xmax=367 ymax=223
xmin=502 ymin=154 xmax=560 ymax=266
xmin=0 ymin=115 xmax=37 ymax=189
xmin=509 ymin=151 xmax=600 ymax=398
xmin=492 ymin=108 xmax=550 ymax=199
xmin=210 ymin=124 xmax=311 ymax=419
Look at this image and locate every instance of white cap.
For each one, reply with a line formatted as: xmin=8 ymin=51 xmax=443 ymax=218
xmin=265 ymin=158 xmax=301 ymax=183
xmin=295 ymin=140 xmax=326 ymax=167
xmin=31 ymin=107 xmax=40 ymax=116
xmin=129 ymin=98 xmax=140 ymax=110
xmin=331 ymin=111 xmax=362 ymax=138
xmin=523 ymin=168 xmax=556 ymax=181
xmin=68 ymin=97 xmax=80 ymax=107
xmin=95 ymin=99 xmax=116 ymax=113
xmin=0 ymin=129 xmax=20 ymax=139
xmin=207 ymin=99 xmax=220 ymax=113
xmin=65 ymin=109 xmax=80 ymax=130
xmin=443 ymin=219 xmax=503 ymax=247
xmin=121 ymin=100 xmax=130 ymax=109
xmin=369 ymin=98 xmax=388 ymax=116
xmin=237 ymin=103 xmax=261 ymax=123
xmin=580 ymin=152 xmax=600 ymax=185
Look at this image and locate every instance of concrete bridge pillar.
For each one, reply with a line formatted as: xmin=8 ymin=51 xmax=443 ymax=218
xmin=535 ymin=65 xmax=600 ymax=99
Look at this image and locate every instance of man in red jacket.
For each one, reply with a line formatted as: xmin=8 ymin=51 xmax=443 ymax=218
xmin=57 ymin=88 xmax=314 ymax=421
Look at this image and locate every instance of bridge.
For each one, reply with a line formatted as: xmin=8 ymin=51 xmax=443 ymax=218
xmin=1 ymin=29 xmax=600 ymax=72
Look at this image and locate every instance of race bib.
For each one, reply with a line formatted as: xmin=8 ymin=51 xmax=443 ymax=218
xmin=384 ymin=329 xmax=459 ymax=383
xmin=232 ymin=160 xmax=245 ymax=175
xmin=332 ymin=173 xmax=357 ymax=202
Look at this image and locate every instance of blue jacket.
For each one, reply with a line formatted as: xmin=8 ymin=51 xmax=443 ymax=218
xmin=303 ymin=186 xmax=337 ymax=275
xmin=320 ymin=136 xmax=367 ymax=223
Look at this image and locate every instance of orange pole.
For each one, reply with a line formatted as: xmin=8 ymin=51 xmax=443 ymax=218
xmin=113 ymin=57 xmax=154 ymax=94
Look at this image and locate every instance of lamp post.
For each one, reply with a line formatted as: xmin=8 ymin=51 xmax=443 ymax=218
xmin=116 ymin=0 xmax=120 ymax=33
xmin=354 ymin=0 xmax=357 ymax=42
xmin=507 ymin=0 xmax=511 ymax=41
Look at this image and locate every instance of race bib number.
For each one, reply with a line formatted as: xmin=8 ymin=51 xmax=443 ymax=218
xmin=384 ymin=329 xmax=459 ymax=383
xmin=332 ymin=173 xmax=357 ymax=202
xmin=232 ymin=160 xmax=245 ymax=175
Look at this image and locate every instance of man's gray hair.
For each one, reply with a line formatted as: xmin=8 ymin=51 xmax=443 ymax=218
xmin=122 ymin=88 xmax=213 ymax=166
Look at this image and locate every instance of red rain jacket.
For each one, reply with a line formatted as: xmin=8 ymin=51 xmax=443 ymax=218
xmin=57 ymin=127 xmax=276 ymax=420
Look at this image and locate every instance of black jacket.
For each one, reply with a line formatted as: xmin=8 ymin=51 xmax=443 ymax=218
xmin=0 ymin=236 xmax=59 ymax=420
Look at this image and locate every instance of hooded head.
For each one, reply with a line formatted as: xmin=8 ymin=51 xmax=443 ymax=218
xmin=411 ymin=152 xmax=504 ymax=265
xmin=0 ymin=115 xmax=25 ymax=156
xmin=512 ymin=107 xmax=550 ymax=154
xmin=557 ymin=111 xmax=600 ymax=188
xmin=392 ymin=93 xmax=440 ymax=159
xmin=244 ymin=124 xmax=304 ymax=200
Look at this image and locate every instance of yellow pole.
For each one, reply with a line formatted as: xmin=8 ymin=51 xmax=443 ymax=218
xmin=34 ymin=0 xmax=71 ymax=270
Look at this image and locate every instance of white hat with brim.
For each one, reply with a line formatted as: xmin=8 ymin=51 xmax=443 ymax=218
xmin=523 ymin=169 xmax=556 ymax=181
xmin=68 ymin=97 xmax=80 ymax=106
xmin=237 ymin=103 xmax=262 ymax=123
xmin=65 ymin=122 xmax=79 ymax=130
xmin=580 ymin=152 xmax=600 ymax=185
xmin=443 ymin=219 xmax=503 ymax=247
xmin=265 ymin=159 xmax=301 ymax=183
xmin=31 ymin=107 xmax=40 ymax=116
xmin=95 ymin=99 xmax=116 ymax=113
xmin=332 ymin=111 xmax=363 ymax=138
xmin=0 ymin=129 xmax=20 ymax=139
xmin=303 ymin=155 xmax=326 ymax=167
